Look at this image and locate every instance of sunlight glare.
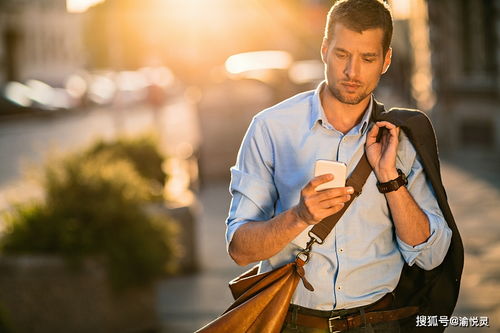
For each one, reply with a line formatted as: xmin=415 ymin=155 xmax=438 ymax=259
xmin=225 ymin=51 xmax=293 ymax=75
xmin=66 ymin=0 xmax=105 ymax=13
xmin=390 ymin=0 xmax=411 ymax=20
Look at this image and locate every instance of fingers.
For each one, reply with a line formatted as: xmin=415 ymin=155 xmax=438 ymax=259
xmin=303 ymin=174 xmax=333 ymax=194
xmin=375 ymin=121 xmax=396 ymax=128
xmin=378 ymin=122 xmax=399 ymax=152
xmin=376 ymin=122 xmax=399 ymax=138
xmin=304 ymin=181 xmax=354 ymax=203
xmin=367 ymin=122 xmax=399 ymax=146
xmin=322 ymin=204 xmax=348 ymax=216
xmin=389 ymin=127 xmax=400 ymax=143
xmin=297 ymin=197 xmax=350 ymax=225
xmin=318 ymin=195 xmax=351 ymax=209
xmin=315 ymin=186 xmax=353 ymax=200
xmin=296 ymin=183 xmax=355 ymax=225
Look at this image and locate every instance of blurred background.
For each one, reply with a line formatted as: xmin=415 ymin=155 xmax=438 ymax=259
xmin=0 ymin=0 xmax=498 ymax=332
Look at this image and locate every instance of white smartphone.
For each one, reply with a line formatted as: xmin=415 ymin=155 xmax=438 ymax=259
xmin=314 ymin=160 xmax=347 ymax=191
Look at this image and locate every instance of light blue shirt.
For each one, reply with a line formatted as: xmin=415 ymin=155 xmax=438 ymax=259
xmin=226 ymin=82 xmax=452 ymax=310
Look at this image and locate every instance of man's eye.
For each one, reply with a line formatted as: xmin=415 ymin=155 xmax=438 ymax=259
xmin=363 ymin=58 xmax=375 ymax=63
xmin=336 ymin=53 xmax=347 ymax=59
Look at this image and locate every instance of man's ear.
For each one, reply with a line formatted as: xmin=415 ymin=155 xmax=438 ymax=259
xmin=382 ymin=47 xmax=392 ymax=74
xmin=320 ymin=38 xmax=329 ymax=64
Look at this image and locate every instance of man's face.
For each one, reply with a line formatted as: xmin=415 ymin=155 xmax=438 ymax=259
xmin=321 ymin=23 xmax=392 ymax=105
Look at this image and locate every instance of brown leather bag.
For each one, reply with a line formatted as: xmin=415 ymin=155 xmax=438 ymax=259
xmin=195 ymin=154 xmax=372 ymax=333
xmin=196 ymin=257 xmax=311 ymax=333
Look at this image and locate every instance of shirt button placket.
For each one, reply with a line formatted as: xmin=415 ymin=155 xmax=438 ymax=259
xmin=337 ymin=136 xmax=345 ymax=161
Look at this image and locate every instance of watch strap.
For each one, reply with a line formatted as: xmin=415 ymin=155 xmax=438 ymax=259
xmin=376 ymin=169 xmax=407 ymax=193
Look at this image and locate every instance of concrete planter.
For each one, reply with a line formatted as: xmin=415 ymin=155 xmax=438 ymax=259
xmin=146 ymin=200 xmax=200 ymax=273
xmin=0 ymin=256 xmax=158 ymax=333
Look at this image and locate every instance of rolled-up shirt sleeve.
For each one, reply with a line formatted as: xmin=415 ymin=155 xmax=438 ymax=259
xmin=225 ymin=117 xmax=278 ymax=247
xmin=396 ymin=150 xmax=452 ymax=271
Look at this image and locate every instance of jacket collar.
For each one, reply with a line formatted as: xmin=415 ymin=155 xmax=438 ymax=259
xmin=370 ymin=97 xmax=387 ymax=123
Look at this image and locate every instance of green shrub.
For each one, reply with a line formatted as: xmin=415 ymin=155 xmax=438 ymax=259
xmin=0 ymin=153 xmax=178 ymax=291
xmin=0 ymin=303 xmax=13 ymax=333
xmin=84 ymin=134 xmax=167 ymax=199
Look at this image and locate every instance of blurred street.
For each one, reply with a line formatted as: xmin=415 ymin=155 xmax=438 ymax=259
xmin=0 ymin=96 xmax=199 ymax=215
xmin=158 ymin=152 xmax=500 ymax=332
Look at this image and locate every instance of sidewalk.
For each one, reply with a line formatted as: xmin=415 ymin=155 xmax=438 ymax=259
xmin=157 ymin=181 xmax=251 ymax=332
xmin=157 ymin=152 xmax=500 ymax=332
xmin=442 ymin=151 xmax=500 ymax=332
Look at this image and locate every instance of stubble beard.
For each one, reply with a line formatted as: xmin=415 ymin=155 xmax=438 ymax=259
xmin=327 ymin=83 xmax=370 ymax=105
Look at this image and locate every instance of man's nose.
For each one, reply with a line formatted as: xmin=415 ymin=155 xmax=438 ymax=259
xmin=343 ymin=57 xmax=360 ymax=80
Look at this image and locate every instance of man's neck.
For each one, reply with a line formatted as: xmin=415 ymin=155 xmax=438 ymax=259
xmin=319 ymin=85 xmax=371 ymax=134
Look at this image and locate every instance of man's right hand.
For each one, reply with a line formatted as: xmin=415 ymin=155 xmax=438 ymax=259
xmin=293 ymin=174 xmax=354 ymax=225
xmin=229 ymin=174 xmax=354 ymax=265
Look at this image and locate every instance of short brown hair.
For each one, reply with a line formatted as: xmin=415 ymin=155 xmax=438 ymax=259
xmin=324 ymin=0 xmax=393 ymax=55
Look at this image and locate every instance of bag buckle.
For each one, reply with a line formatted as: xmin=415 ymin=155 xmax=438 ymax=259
xmin=328 ymin=315 xmax=342 ymax=333
xmin=295 ymin=236 xmax=318 ymax=264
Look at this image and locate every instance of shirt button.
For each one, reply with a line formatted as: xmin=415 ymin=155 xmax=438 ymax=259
xmin=337 ymin=285 xmax=342 ymax=291
xmin=339 ymin=248 xmax=344 ymax=253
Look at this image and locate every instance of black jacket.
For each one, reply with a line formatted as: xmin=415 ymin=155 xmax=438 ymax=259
xmin=372 ymin=100 xmax=464 ymax=332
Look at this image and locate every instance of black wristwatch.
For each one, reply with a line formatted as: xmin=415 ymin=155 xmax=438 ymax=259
xmin=376 ymin=169 xmax=408 ymax=193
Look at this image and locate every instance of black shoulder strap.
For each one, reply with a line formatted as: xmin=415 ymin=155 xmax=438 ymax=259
xmin=372 ymin=100 xmax=464 ymax=332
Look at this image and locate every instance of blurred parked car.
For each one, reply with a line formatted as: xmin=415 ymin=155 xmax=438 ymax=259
xmin=0 ymin=66 xmax=179 ymax=118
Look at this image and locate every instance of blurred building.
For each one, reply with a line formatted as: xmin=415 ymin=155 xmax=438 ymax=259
xmin=0 ymin=0 xmax=85 ymax=87
xmin=426 ymin=0 xmax=500 ymax=151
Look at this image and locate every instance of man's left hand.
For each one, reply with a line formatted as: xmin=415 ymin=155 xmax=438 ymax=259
xmin=365 ymin=121 xmax=400 ymax=182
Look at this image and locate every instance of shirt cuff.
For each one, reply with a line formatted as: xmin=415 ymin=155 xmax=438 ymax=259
xmin=229 ymin=167 xmax=277 ymax=217
xmin=226 ymin=218 xmax=249 ymax=247
xmin=396 ymin=212 xmax=444 ymax=267
xmin=225 ymin=167 xmax=278 ymax=250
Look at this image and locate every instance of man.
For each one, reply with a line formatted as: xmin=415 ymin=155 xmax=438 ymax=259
xmin=226 ymin=0 xmax=454 ymax=332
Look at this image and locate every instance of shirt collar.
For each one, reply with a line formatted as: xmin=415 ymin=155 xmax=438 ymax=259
xmin=310 ymin=81 xmax=373 ymax=135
